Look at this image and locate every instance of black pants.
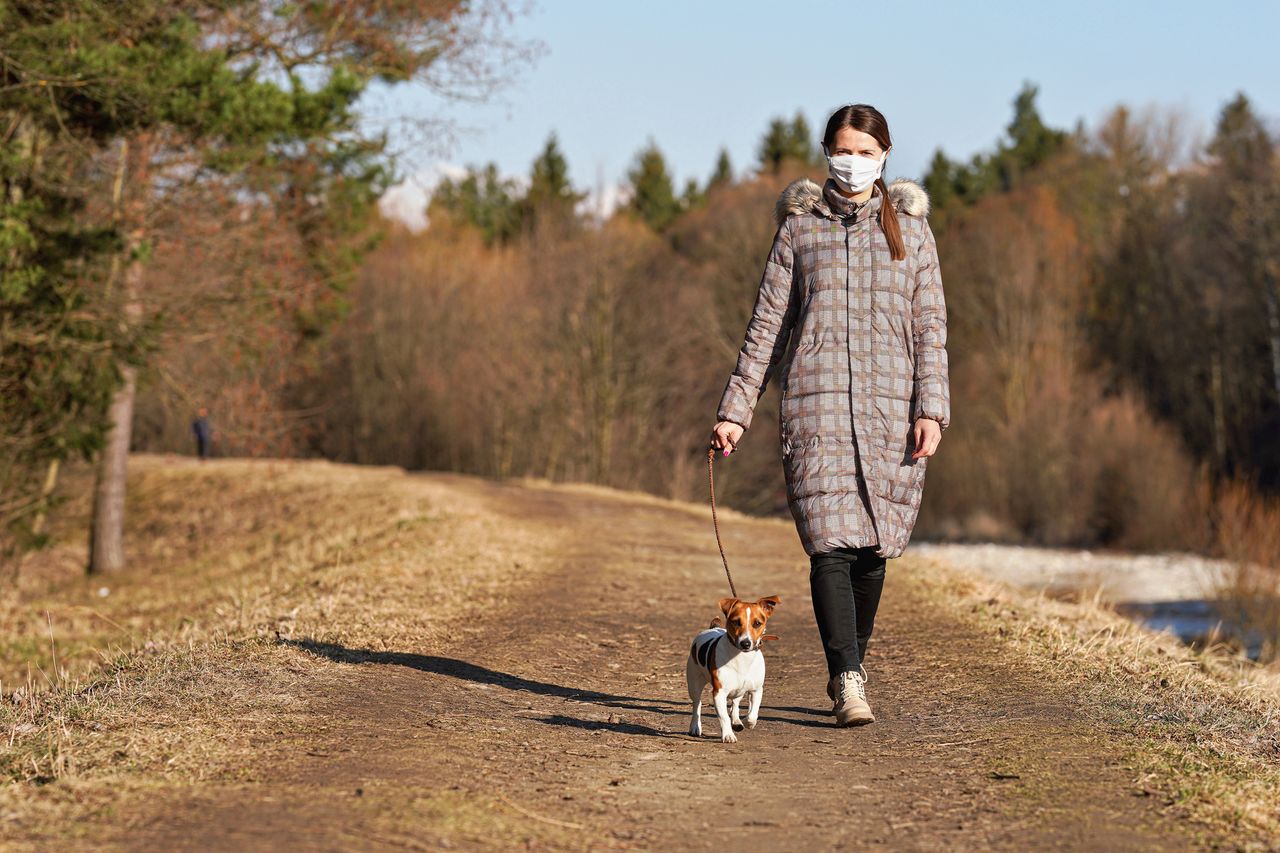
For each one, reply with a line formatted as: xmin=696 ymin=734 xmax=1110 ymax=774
xmin=809 ymin=545 xmax=886 ymax=681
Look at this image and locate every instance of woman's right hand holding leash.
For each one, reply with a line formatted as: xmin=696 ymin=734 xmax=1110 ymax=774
xmin=710 ymin=421 xmax=744 ymax=456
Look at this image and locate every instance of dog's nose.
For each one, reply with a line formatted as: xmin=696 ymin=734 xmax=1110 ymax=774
xmin=738 ymin=639 xmax=753 ymax=650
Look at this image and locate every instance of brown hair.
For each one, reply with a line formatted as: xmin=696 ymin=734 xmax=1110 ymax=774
xmin=821 ymin=104 xmax=905 ymax=261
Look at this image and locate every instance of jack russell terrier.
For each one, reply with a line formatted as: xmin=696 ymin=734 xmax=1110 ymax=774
xmin=686 ymin=595 xmax=780 ymax=742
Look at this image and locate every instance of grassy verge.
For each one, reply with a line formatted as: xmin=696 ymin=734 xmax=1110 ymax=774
xmin=4 ymin=457 xmax=1279 ymax=848
xmin=901 ymin=553 xmax=1280 ymax=847
xmin=1 ymin=454 xmax=573 ymax=846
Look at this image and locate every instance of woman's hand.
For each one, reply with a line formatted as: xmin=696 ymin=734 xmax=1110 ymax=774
xmin=711 ymin=421 xmax=745 ymax=456
xmin=911 ymin=418 xmax=942 ymax=460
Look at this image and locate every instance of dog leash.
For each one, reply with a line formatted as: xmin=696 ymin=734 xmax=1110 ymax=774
xmin=706 ymin=446 xmax=739 ymax=598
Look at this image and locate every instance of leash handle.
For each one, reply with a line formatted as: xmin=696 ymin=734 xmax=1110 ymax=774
xmin=707 ymin=446 xmax=738 ymax=599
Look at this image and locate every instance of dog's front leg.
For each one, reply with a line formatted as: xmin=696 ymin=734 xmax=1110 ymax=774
xmin=747 ymin=686 xmax=763 ymax=729
xmin=730 ymin=696 xmax=744 ymax=731
xmin=713 ymin=689 xmax=736 ymax=743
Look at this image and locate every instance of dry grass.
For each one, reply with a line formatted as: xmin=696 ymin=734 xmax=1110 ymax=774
xmin=902 ymin=552 xmax=1280 ymax=845
xmin=1 ymin=454 xmax=568 ymax=844
xmin=5 ymin=455 xmax=1280 ymax=847
xmin=1211 ymin=479 xmax=1280 ymax=664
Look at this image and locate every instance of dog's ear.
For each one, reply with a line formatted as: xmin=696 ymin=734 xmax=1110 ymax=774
xmin=761 ymin=634 xmax=780 ymax=643
xmin=718 ymin=597 xmax=738 ymax=616
xmin=757 ymin=595 xmax=780 ymax=614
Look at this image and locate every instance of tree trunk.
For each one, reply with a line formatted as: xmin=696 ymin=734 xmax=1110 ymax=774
xmin=88 ymin=136 xmax=149 ymax=575
xmin=88 ymin=361 xmax=137 ymax=573
xmin=29 ymin=459 xmax=60 ymax=537
xmin=1262 ymin=267 xmax=1280 ymax=405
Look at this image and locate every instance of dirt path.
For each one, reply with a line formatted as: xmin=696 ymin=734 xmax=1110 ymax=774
xmin=118 ymin=473 xmax=1202 ymax=851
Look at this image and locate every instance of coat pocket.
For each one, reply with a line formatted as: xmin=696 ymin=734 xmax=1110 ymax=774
xmin=878 ymin=450 xmax=928 ymax=506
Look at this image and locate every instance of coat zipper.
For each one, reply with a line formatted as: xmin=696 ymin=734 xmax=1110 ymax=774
xmin=845 ymin=212 xmax=883 ymax=549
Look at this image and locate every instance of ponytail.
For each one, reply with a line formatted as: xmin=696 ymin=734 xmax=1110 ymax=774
xmin=875 ymin=176 xmax=906 ymax=261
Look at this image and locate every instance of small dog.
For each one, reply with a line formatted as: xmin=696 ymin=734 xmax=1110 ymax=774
xmin=686 ymin=595 xmax=780 ymax=742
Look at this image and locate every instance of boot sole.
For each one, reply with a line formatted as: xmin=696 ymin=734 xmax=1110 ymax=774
xmin=835 ymin=714 xmax=875 ymax=726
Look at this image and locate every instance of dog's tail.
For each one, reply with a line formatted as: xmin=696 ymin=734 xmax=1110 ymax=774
xmin=709 ymin=616 xmax=723 ymax=629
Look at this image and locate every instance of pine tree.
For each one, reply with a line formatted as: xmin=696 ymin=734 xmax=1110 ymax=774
xmin=432 ymin=163 xmax=524 ymax=244
xmin=757 ymin=118 xmax=792 ymax=174
xmin=519 ymin=132 xmax=587 ymax=235
xmin=994 ymin=81 xmax=1069 ymax=190
xmin=1207 ymin=92 xmax=1280 ymax=412
xmin=709 ymin=148 xmax=734 ymax=189
xmin=922 ymin=82 xmax=1068 ymax=212
xmin=922 ymin=149 xmax=956 ymax=210
xmin=627 ymin=140 xmax=681 ymax=231
xmin=680 ymin=177 xmax=705 ymax=211
xmin=757 ymin=110 xmax=818 ymax=174
xmin=0 ymin=1 xmax=536 ymax=571
xmin=789 ymin=111 xmax=820 ymax=166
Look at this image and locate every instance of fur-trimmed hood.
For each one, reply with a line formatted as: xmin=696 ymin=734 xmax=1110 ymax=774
xmin=774 ymin=177 xmax=930 ymax=227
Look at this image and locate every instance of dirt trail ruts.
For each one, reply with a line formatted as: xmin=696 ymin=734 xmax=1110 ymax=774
xmin=123 ymin=473 xmax=1200 ymax=850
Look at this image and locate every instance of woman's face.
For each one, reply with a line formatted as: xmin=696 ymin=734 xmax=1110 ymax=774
xmin=826 ymin=127 xmax=886 ymax=159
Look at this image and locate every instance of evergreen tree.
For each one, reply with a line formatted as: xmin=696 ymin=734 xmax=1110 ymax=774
xmin=709 ymin=148 xmax=734 ymax=189
xmin=993 ymin=81 xmax=1069 ymax=190
xmin=626 ymin=140 xmax=681 ymax=231
xmin=922 ymin=149 xmax=957 ymax=212
xmin=757 ymin=118 xmax=791 ymax=174
xmin=789 ymin=111 xmax=820 ymax=167
xmin=0 ymin=1 xmax=535 ymax=570
xmin=432 ymin=163 xmax=524 ymax=244
xmin=757 ymin=111 xmax=818 ymax=174
xmin=680 ymin=177 xmax=705 ymax=211
xmin=1209 ymin=92 xmax=1274 ymax=179
xmin=527 ymin=133 xmax=576 ymax=204
xmin=923 ymin=82 xmax=1068 ymax=212
xmin=519 ymin=132 xmax=587 ymax=235
xmin=1207 ymin=92 xmax=1280 ymax=442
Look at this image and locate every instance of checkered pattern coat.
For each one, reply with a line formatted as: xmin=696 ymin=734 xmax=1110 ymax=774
xmin=715 ymin=176 xmax=950 ymax=559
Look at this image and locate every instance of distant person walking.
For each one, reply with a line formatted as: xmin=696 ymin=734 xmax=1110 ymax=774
xmin=192 ymin=407 xmax=213 ymax=460
xmin=710 ymin=104 xmax=951 ymax=727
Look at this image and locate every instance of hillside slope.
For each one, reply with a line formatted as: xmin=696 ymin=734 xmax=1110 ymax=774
xmin=2 ymin=456 xmax=1278 ymax=850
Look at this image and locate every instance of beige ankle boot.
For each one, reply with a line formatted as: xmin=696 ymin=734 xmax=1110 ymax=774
xmin=832 ymin=667 xmax=874 ymax=726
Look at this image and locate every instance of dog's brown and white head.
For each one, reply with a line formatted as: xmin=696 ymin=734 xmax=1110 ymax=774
xmin=718 ymin=595 xmax=780 ymax=652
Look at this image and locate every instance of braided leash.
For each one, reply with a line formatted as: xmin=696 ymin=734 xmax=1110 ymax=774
xmin=706 ymin=446 xmax=738 ymax=598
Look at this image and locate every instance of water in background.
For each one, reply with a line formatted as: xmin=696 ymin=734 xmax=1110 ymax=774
xmin=1114 ymin=600 xmax=1265 ymax=661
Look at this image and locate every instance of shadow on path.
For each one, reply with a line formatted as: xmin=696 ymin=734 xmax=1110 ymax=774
xmin=284 ymin=638 xmax=831 ymax=736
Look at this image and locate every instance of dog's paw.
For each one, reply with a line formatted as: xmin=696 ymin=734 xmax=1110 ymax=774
xmin=720 ymin=730 xmax=738 ymax=743
xmin=746 ymin=718 xmax=758 ymax=730
xmin=731 ymin=720 xmax=744 ymax=732
xmin=688 ymin=724 xmax=702 ymax=738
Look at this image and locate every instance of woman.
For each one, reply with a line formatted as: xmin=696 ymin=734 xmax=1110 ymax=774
xmin=709 ymin=104 xmax=951 ymax=727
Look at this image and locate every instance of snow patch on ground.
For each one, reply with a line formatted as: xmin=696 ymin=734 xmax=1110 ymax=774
xmin=910 ymin=541 xmax=1230 ymax=605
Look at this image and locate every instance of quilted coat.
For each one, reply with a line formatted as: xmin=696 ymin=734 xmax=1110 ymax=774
xmin=715 ymin=176 xmax=951 ymax=559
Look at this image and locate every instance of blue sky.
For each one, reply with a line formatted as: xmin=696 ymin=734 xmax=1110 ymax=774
xmin=371 ymin=1 xmax=1279 ymax=228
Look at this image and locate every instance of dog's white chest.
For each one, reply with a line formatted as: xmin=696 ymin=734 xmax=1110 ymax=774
xmin=718 ymin=649 xmax=765 ymax=697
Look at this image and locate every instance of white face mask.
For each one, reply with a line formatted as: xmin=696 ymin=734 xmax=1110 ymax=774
xmin=826 ymin=149 xmax=887 ymax=194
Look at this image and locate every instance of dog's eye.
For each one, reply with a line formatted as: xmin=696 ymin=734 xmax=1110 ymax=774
xmin=752 ymin=620 xmax=762 ymax=628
